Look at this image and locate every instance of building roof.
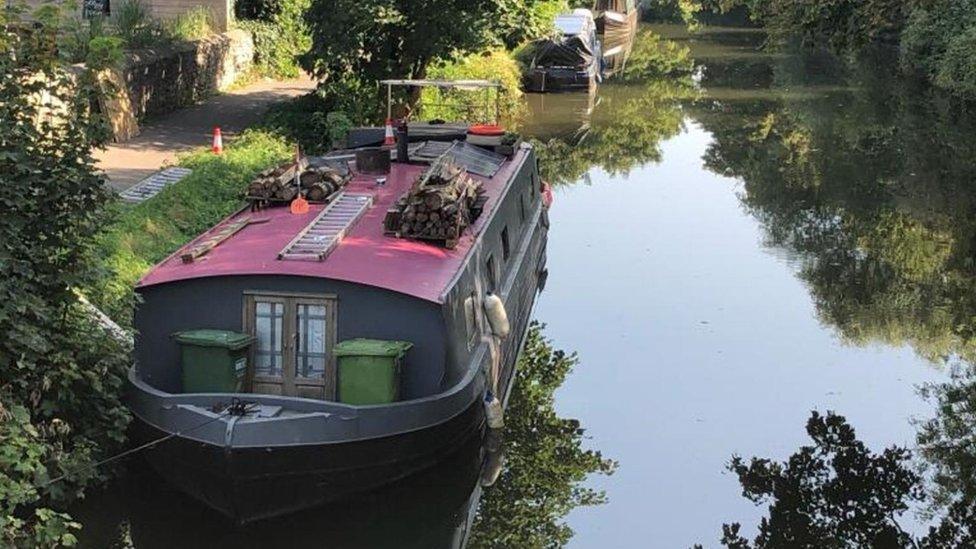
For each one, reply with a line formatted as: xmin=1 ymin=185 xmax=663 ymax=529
xmin=137 ymin=147 xmax=528 ymax=304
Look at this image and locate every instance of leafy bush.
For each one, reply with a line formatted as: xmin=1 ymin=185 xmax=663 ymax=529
xmin=262 ymin=91 xmax=361 ymax=153
xmin=1 ymin=9 xmax=130 ymax=545
xmin=420 ymin=49 xmax=526 ymax=124
xmin=111 ymin=0 xmax=161 ymax=48
xmin=488 ymin=0 xmax=568 ymax=49
xmin=166 ymin=7 xmax=213 ymax=41
xmin=933 ymin=24 xmax=976 ymax=97
xmin=59 ymin=15 xmax=111 ymax=63
xmin=235 ymin=0 xmax=280 ymax=19
xmin=235 ymin=0 xmax=310 ymax=78
xmin=642 ymin=0 xmax=702 ymax=23
xmin=94 ymin=130 xmax=294 ymax=323
xmin=86 ymin=35 xmax=125 ymax=68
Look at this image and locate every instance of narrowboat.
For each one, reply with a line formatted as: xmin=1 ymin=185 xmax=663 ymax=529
xmin=593 ymin=0 xmax=640 ymax=40
xmin=523 ymin=9 xmax=603 ymax=93
xmin=125 ymin=81 xmax=550 ymax=523
xmin=592 ymin=0 xmax=639 ymax=79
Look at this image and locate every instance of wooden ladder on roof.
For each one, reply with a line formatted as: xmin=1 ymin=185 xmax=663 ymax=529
xmin=278 ymin=192 xmax=373 ymax=261
xmin=181 ymin=216 xmax=269 ymax=263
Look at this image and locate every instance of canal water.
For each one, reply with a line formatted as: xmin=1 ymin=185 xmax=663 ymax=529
xmin=75 ymin=23 xmax=976 ymax=548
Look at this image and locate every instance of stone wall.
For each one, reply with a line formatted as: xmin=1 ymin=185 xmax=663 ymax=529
xmin=121 ymin=29 xmax=253 ymax=122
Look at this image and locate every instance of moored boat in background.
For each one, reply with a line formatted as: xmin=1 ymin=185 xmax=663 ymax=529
xmin=593 ymin=0 xmax=640 ymax=40
xmin=523 ymin=9 xmax=603 ymax=93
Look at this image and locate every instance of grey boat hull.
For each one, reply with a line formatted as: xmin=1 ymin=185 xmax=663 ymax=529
xmin=125 ymin=343 xmax=494 ymax=523
xmin=128 ymin=390 xmax=486 ymax=522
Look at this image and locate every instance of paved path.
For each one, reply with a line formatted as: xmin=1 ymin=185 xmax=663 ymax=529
xmin=95 ymin=74 xmax=316 ymax=191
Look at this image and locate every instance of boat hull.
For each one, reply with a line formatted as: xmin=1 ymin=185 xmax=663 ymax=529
xmin=130 ymin=396 xmax=485 ymax=523
xmin=524 ymin=67 xmax=598 ymax=93
xmin=595 ymin=9 xmax=639 ymax=39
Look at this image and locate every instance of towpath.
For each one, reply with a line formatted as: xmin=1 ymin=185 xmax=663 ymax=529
xmin=95 ymin=73 xmax=316 ymax=191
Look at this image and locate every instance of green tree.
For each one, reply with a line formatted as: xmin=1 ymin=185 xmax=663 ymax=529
xmin=0 ymin=7 xmax=130 ymax=546
xmin=469 ymin=324 xmax=617 ymax=547
xmin=302 ymin=0 xmax=494 ymax=88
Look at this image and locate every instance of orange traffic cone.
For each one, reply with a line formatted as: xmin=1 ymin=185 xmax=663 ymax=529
xmin=383 ymin=118 xmax=395 ymax=146
xmin=212 ymin=127 xmax=223 ymax=154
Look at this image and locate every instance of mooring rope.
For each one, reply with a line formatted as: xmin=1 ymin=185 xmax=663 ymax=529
xmin=40 ymin=399 xmax=257 ymax=488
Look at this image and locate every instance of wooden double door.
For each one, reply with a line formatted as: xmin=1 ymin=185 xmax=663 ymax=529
xmin=243 ymin=292 xmax=337 ymax=400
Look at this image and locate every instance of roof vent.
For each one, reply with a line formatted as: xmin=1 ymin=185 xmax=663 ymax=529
xmin=278 ymin=192 xmax=372 ymax=261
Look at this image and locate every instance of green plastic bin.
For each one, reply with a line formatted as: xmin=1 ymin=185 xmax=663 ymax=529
xmin=335 ymin=339 xmax=413 ymax=405
xmin=174 ymin=329 xmax=255 ymax=393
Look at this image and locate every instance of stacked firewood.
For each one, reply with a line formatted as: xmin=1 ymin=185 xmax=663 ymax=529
xmin=302 ymin=167 xmax=348 ymax=201
xmin=246 ymin=157 xmax=308 ymax=201
xmin=385 ymin=158 xmax=487 ymax=247
xmin=246 ymin=158 xmax=349 ymax=204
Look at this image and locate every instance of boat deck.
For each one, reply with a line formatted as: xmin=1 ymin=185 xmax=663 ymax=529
xmin=137 ymin=147 xmax=528 ymax=303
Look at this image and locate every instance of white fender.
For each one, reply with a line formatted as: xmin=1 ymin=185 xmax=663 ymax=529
xmin=480 ymin=429 xmax=505 ymax=486
xmin=483 ymin=292 xmax=510 ymax=338
xmin=485 ymin=396 xmax=504 ymax=429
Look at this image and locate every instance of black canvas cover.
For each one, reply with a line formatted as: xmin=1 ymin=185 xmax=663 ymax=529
xmin=529 ymin=35 xmax=594 ymax=69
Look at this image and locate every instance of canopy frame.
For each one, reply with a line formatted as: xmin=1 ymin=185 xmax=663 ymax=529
xmin=379 ymin=79 xmax=502 ymax=124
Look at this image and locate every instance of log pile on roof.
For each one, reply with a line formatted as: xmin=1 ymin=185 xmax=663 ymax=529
xmin=384 ymin=157 xmax=487 ymax=249
xmin=246 ymin=159 xmax=351 ymax=207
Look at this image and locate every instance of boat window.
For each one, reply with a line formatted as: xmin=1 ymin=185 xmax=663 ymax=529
xmin=297 ymin=303 xmax=327 ymax=379
xmin=245 ymin=293 xmax=336 ymax=400
xmin=464 ymin=292 xmax=481 ymax=349
xmin=254 ymin=300 xmax=284 ymax=376
xmin=486 ymin=255 xmax=497 ymax=292
xmin=501 ymin=226 xmax=511 ymax=262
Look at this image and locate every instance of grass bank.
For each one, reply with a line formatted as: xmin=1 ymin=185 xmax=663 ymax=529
xmin=93 ymin=130 xmax=293 ymax=324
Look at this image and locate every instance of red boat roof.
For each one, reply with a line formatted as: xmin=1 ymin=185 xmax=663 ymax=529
xmin=137 ymin=148 xmax=528 ymax=304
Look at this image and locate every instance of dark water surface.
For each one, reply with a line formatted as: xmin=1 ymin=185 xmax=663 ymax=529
xmin=77 ymin=23 xmax=976 ymax=547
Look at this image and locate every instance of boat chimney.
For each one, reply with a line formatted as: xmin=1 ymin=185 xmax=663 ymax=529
xmin=396 ymin=119 xmax=409 ymax=163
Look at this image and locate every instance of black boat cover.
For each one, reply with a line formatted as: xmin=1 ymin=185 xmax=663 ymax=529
xmin=527 ymin=35 xmax=594 ymax=69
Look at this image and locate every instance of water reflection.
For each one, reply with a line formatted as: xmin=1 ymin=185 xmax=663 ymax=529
xmin=526 ymin=28 xmax=697 ymax=185
xmin=73 ymin=325 xmax=612 ymax=548
xmin=530 ymin=82 xmax=696 ymax=185
xmin=688 ymin=32 xmax=976 ymax=366
xmin=75 ymin=432 xmax=484 ymax=548
xmin=671 ymin=23 xmax=976 ymax=546
xmin=522 ymin=21 xmax=959 ymax=546
xmin=705 ymin=412 xmax=976 ymax=548
xmin=470 ymin=325 xmax=617 ymax=548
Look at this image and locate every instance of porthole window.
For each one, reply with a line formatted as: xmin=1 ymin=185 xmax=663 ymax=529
xmin=486 ymin=255 xmax=497 ymax=292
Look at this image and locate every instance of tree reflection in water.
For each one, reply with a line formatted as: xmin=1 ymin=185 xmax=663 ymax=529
xmin=686 ymin=33 xmax=976 ymax=548
xmin=469 ymin=324 xmax=617 ymax=548
xmin=701 ymin=412 xmax=976 ymax=547
xmin=527 ymin=28 xmax=698 ymax=186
